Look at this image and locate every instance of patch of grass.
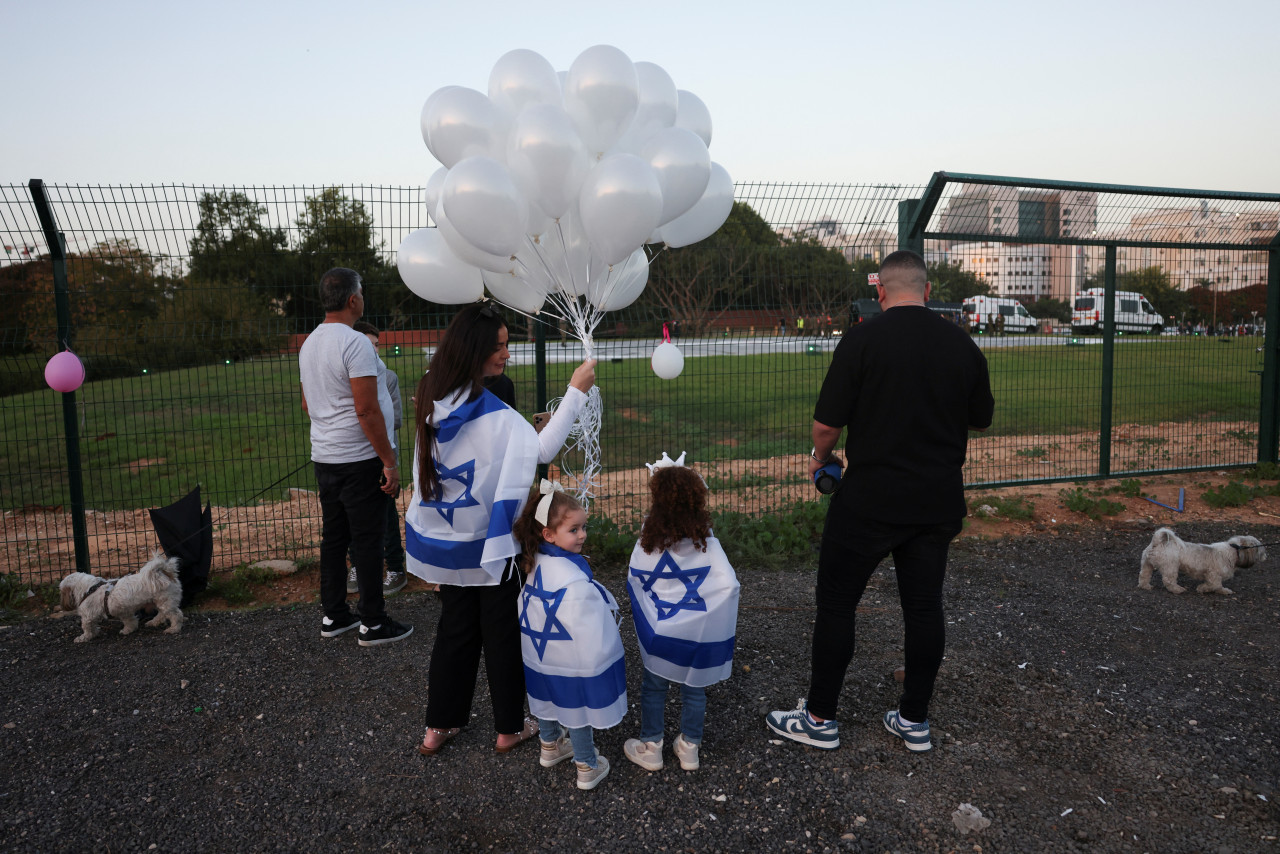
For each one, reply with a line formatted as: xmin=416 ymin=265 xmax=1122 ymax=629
xmin=1226 ymin=428 xmax=1257 ymax=445
xmin=1015 ymin=446 xmax=1048 ymax=459
xmin=969 ymin=494 xmax=1036 ymax=521
xmin=204 ymin=563 xmax=281 ymax=606
xmin=703 ymin=472 xmax=776 ymax=491
xmin=1100 ymin=479 xmax=1144 ymax=498
xmin=1201 ymin=480 xmax=1280 ymax=509
xmin=0 ymin=572 xmax=31 ymax=610
xmin=1058 ymin=487 xmax=1124 ymax=520
xmin=711 ymin=500 xmax=826 ymax=569
xmin=1252 ymin=462 xmax=1280 ymax=480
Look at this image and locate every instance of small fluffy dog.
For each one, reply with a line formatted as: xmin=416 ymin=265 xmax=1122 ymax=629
xmin=1138 ymin=527 xmax=1266 ymax=595
xmin=59 ymin=552 xmax=184 ymax=642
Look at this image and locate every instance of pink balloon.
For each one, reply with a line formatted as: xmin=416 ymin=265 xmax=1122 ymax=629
xmin=45 ymin=350 xmax=85 ymax=392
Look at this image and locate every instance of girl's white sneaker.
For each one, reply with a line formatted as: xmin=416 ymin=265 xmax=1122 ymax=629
xmin=623 ymin=737 xmax=664 ymax=771
xmin=673 ymin=734 xmax=700 ymax=771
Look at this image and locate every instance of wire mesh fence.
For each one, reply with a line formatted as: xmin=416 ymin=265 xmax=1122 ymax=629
xmin=1 ymin=178 xmax=1276 ymax=585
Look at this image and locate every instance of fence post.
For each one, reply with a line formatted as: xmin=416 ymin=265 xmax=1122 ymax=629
xmin=28 ymin=179 xmax=91 ymax=574
xmin=1097 ymin=245 xmax=1117 ymax=479
xmin=897 ymin=200 xmax=923 ymax=255
xmin=1259 ymin=243 xmax=1280 ymax=464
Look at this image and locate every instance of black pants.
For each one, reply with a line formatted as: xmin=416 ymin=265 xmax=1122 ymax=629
xmin=426 ymin=569 xmax=526 ymax=734
xmin=314 ymin=457 xmax=387 ymax=625
xmin=346 ymin=492 xmax=404 ymax=574
xmin=807 ymin=509 xmax=962 ymax=723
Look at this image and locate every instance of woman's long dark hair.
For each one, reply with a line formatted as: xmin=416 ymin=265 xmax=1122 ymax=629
xmin=414 ymin=304 xmax=507 ymax=501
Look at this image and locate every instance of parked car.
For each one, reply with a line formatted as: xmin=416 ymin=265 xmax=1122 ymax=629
xmin=1071 ymin=289 xmax=1164 ymax=334
xmin=961 ymin=295 xmax=1036 ymax=333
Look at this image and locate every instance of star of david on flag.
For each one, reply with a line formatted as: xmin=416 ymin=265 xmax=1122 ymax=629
xmin=520 ymin=566 xmax=572 ymax=659
xmin=423 ymin=459 xmax=479 ymax=524
xmin=630 ymin=551 xmax=709 ymax=621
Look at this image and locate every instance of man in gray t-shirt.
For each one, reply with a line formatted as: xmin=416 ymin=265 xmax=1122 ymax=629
xmin=299 ymin=268 xmax=412 ymax=647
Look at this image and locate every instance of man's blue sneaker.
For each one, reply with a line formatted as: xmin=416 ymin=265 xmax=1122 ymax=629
xmin=883 ymin=710 xmax=932 ymax=752
xmin=765 ymin=699 xmax=840 ymax=750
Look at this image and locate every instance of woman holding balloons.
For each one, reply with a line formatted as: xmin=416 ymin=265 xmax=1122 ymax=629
xmin=407 ymin=302 xmax=596 ymax=755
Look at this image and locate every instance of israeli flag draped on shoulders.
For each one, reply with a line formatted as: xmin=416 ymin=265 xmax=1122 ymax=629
xmin=627 ymin=535 xmax=740 ymax=688
xmin=519 ymin=545 xmax=627 ymax=730
xmin=405 ymin=387 xmax=539 ymax=587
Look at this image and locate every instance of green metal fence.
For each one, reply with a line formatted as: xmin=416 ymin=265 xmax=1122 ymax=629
xmin=2 ymin=176 xmax=1278 ymax=585
xmin=900 ymin=172 xmax=1280 ymax=487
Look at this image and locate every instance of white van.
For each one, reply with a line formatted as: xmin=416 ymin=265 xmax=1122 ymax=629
xmin=961 ymin=295 xmax=1036 ymax=333
xmin=1071 ymin=289 xmax=1164 ymax=334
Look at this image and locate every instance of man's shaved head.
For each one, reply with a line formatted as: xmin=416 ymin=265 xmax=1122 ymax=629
xmin=879 ymin=250 xmax=928 ymax=297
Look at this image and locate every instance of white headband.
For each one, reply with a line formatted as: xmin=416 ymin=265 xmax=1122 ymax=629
xmin=534 ymin=478 xmax=565 ymax=526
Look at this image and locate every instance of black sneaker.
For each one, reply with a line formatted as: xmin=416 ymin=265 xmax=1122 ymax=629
xmin=358 ymin=618 xmax=414 ymax=647
xmin=320 ymin=611 xmax=361 ymax=638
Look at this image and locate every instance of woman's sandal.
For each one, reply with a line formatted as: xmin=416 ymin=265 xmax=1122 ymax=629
xmin=417 ymin=727 xmax=460 ymax=756
xmin=494 ymin=717 xmax=539 ymax=754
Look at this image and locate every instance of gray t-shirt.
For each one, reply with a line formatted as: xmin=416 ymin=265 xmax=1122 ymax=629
xmin=299 ymin=323 xmax=394 ymax=464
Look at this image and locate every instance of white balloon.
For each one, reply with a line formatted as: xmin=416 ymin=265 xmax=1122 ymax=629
xmin=434 ymin=199 xmax=515 ymax=273
xmin=675 ymin=89 xmax=713 ymax=148
xmin=541 ymin=210 xmax=592 ymax=296
xmin=563 ymin=45 xmax=639 ymax=156
xmin=578 ymin=154 xmax=663 ymax=265
xmin=507 ymin=104 xmax=590 ymax=219
xmin=423 ymin=166 xmax=449 ymax=219
xmin=397 ymin=227 xmax=484 ymax=304
xmin=613 ymin=61 xmax=678 ymax=153
xmin=483 ymin=268 xmax=547 ymax=314
xmin=657 ymin=162 xmax=734 ymax=248
xmin=587 ymin=247 xmax=649 ymax=311
xmin=488 ymin=49 xmax=561 ymax=116
xmin=642 ymin=127 xmax=711 ymax=225
xmin=422 ymin=87 xmax=506 ymax=168
xmin=441 ymin=156 xmax=528 ymax=257
xmin=651 ymin=342 xmax=684 ymax=380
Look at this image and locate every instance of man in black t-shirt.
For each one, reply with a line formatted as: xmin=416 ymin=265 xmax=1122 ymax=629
xmin=768 ymin=250 xmax=994 ymax=753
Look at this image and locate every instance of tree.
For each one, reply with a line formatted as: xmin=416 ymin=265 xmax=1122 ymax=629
xmin=294 ymin=188 xmax=406 ymax=323
xmin=1118 ymin=266 xmax=1188 ymax=321
xmin=644 ymin=202 xmax=779 ymax=334
xmin=188 ymin=191 xmax=291 ymax=305
xmin=1027 ymin=297 xmax=1071 ymax=322
xmin=927 ymin=260 xmax=989 ymax=302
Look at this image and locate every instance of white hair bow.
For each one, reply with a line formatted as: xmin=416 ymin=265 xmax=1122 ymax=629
xmin=534 ymin=478 xmax=565 ymax=526
xmin=645 ymin=451 xmax=688 ymax=476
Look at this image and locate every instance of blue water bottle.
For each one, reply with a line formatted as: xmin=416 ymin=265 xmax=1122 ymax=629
xmin=813 ymin=458 xmax=842 ymax=495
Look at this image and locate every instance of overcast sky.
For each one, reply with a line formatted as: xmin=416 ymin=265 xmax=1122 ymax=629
xmin=4 ymin=0 xmax=1277 ymax=193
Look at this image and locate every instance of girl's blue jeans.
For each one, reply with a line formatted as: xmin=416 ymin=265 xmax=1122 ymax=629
xmin=536 ymin=717 xmax=597 ymax=768
xmin=639 ymin=668 xmax=706 ymax=744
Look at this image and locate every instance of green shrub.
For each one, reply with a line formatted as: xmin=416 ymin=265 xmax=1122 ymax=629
xmin=1199 ymin=480 xmax=1280 ymax=509
xmin=1059 ymin=487 xmax=1124 ymax=520
xmin=969 ymin=494 xmax=1036 ymax=521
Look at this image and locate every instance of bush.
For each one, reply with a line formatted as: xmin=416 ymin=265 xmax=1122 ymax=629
xmin=969 ymin=494 xmax=1035 ymax=521
xmin=1058 ymin=487 xmax=1124 ymax=520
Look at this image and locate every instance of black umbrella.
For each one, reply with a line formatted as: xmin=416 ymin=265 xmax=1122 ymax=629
xmin=149 ymin=486 xmax=212 ymax=607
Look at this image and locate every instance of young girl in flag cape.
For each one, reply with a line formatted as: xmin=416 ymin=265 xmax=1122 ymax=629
xmin=624 ymin=454 xmax=740 ymax=772
xmin=513 ymin=481 xmax=626 ymax=791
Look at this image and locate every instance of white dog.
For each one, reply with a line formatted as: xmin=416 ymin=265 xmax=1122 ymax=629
xmin=1138 ymin=527 xmax=1266 ymax=595
xmin=59 ymin=552 xmax=184 ymax=642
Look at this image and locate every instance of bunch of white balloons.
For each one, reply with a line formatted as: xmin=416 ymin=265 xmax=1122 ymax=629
xmin=397 ymin=45 xmax=734 ymax=350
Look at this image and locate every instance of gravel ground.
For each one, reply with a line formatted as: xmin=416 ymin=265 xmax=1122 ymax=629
xmin=2 ymin=520 xmax=1277 ymax=853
